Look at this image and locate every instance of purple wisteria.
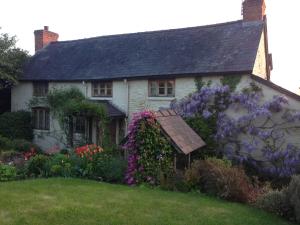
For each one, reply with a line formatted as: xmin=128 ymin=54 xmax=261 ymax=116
xmin=171 ymin=83 xmax=300 ymax=178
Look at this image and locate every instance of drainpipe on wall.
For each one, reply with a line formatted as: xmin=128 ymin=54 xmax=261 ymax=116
xmin=124 ymin=78 xmax=129 ymax=135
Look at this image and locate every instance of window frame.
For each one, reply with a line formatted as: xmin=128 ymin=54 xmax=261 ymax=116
xmin=33 ymin=82 xmax=49 ymax=97
xmin=92 ymin=81 xmax=113 ymax=97
xmin=74 ymin=116 xmax=86 ymax=134
xmin=148 ymin=79 xmax=175 ymax=97
xmin=32 ymin=107 xmax=50 ymax=130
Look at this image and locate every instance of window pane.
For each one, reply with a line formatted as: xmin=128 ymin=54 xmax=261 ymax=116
xmin=100 ymin=88 xmax=106 ymax=95
xmin=33 ymin=82 xmax=48 ymax=97
xmin=106 ymin=88 xmax=112 ymax=96
xmin=38 ymin=110 xmax=43 ymax=129
xmin=106 ymin=83 xmax=112 ymax=89
xmin=159 ymin=87 xmax=165 ymax=95
xmin=45 ymin=110 xmax=50 ymax=130
xmin=159 ymin=81 xmax=165 ymax=88
xmin=93 ymin=88 xmax=98 ymax=96
xmin=75 ymin=117 xmax=85 ymax=133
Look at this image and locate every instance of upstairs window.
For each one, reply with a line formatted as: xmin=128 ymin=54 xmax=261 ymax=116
xmin=92 ymin=82 xmax=113 ymax=97
xmin=33 ymin=82 xmax=48 ymax=97
xmin=149 ymin=80 xmax=175 ymax=97
xmin=32 ymin=108 xmax=50 ymax=130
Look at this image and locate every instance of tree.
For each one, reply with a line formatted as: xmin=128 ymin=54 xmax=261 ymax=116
xmin=0 ymin=28 xmax=29 ymax=89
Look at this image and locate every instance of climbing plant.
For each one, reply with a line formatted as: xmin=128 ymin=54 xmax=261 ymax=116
xmin=30 ymin=87 xmax=108 ymax=147
xmin=123 ymin=111 xmax=173 ymax=185
xmin=220 ymin=75 xmax=241 ymax=92
xmin=171 ymin=82 xmax=300 ymax=179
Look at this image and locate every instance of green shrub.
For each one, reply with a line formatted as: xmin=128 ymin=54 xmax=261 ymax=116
xmin=49 ymin=154 xmax=72 ymax=177
xmin=256 ymin=175 xmax=300 ymax=223
xmin=0 ymin=135 xmax=13 ymax=151
xmin=256 ymin=190 xmax=291 ymax=218
xmin=184 ymin=158 xmax=260 ymax=203
xmin=0 ymin=164 xmax=17 ymax=181
xmin=13 ymin=139 xmax=41 ymax=153
xmin=160 ymin=171 xmax=191 ymax=193
xmin=0 ymin=111 xmax=33 ymax=140
xmin=285 ymin=175 xmax=300 ymax=222
xmin=88 ymin=153 xmax=126 ymax=183
xmin=26 ymin=154 xmax=50 ymax=177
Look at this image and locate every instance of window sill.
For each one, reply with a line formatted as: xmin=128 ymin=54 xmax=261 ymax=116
xmin=33 ymin=129 xmax=50 ymax=132
xmin=89 ymin=97 xmax=113 ymax=101
xmin=147 ymin=97 xmax=176 ymax=101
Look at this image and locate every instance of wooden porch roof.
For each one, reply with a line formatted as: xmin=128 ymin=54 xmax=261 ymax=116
xmin=155 ymin=109 xmax=206 ymax=155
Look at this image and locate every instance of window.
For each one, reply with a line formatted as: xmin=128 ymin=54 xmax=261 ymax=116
xmin=74 ymin=116 xmax=86 ymax=134
xmin=92 ymin=82 xmax=113 ymax=97
xmin=149 ymin=80 xmax=175 ymax=97
xmin=33 ymin=82 xmax=49 ymax=97
xmin=32 ymin=108 xmax=50 ymax=130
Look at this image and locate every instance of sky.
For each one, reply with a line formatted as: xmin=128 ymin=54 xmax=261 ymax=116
xmin=1 ymin=0 xmax=299 ymax=93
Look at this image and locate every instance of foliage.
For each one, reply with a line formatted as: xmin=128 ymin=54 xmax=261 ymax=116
xmin=160 ymin=171 xmax=191 ymax=192
xmin=26 ymin=154 xmax=50 ymax=177
xmin=172 ymin=83 xmax=300 ymax=179
xmin=123 ymin=111 xmax=174 ymax=186
xmin=13 ymin=139 xmax=40 ymax=153
xmin=0 ymin=164 xmax=17 ymax=181
xmin=0 ymin=111 xmax=33 ymax=140
xmin=256 ymin=190 xmax=292 ymax=220
xmin=256 ymin=175 xmax=300 ymax=223
xmin=42 ymin=87 xmax=107 ymax=147
xmin=184 ymin=158 xmax=262 ymax=203
xmin=49 ymin=154 xmax=72 ymax=177
xmin=86 ymin=153 xmax=126 ymax=183
xmin=0 ymin=135 xmax=13 ymax=151
xmin=185 ymin=116 xmax=219 ymax=159
xmin=220 ymin=75 xmax=241 ymax=91
xmin=285 ymin=175 xmax=300 ymax=222
xmin=0 ymin=28 xmax=29 ymax=89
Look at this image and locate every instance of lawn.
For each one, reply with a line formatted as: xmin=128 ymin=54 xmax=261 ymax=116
xmin=0 ymin=178 xmax=290 ymax=225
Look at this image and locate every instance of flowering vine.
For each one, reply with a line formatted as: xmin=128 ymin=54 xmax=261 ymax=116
xmin=123 ymin=111 xmax=173 ymax=185
xmin=171 ymin=82 xmax=300 ymax=178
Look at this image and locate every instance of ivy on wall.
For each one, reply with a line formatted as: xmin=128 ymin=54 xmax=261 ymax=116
xmin=29 ymin=87 xmax=108 ymax=148
xmin=220 ymin=75 xmax=241 ymax=92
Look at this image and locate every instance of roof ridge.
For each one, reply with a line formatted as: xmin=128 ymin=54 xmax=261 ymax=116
xmin=50 ymin=20 xmax=249 ymax=45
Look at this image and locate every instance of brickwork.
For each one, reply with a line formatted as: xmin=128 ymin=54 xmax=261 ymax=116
xmin=242 ymin=0 xmax=266 ymax=21
xmin=34 ymin=26 xmax=59 ymax=52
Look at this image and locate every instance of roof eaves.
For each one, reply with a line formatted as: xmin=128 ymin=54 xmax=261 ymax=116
xmin=251 ymin=75 xmax=300 ymax=101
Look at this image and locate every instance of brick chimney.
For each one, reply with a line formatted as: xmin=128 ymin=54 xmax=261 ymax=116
xmin=34 ymin=26 xmax=59 ymax=52
xmin=242 ymin=0 xmax=266 ymax=21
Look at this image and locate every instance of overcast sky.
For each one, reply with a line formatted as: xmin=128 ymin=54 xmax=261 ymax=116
xmin=1 ymin=0 xmax=299 ymax=93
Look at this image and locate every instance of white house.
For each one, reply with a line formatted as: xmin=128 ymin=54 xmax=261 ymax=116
xmin=11 ymin=0 xmax=300 ymax=150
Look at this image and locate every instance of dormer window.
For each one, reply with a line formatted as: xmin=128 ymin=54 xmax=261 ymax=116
xmin=92 ymin=82 xmax=113 ymax=97
xmin=148 ymin=80 xmax=175 ymax=97
xmin=33 ymin=82 xmax=48 ymax=97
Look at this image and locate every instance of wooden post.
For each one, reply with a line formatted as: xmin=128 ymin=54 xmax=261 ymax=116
xmin=174 ymin=153 xmax=177 ymax=171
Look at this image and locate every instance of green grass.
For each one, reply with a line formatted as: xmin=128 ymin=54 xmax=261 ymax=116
xmin=0 ymin=178 xmax=291 ymax=225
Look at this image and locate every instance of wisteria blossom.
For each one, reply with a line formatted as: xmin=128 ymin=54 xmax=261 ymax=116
xmin=172 ymin=83 xmax=300 ymax=178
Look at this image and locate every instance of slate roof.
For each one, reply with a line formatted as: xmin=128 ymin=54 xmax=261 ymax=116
xmin=155 ymin=109 xmax=206 ymax=155
xmin=91 ymin=100 xmax=126 ymax=118
xmin=22 ymin=20 xmax=264 ymax=81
